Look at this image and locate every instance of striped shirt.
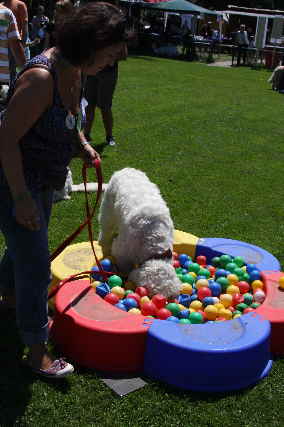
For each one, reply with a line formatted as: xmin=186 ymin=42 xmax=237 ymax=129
xmin=0 ymin=7 xmax=20 ymax=83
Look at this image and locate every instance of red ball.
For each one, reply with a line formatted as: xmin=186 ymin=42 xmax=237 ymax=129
xmin=243 ymin=307 xmax=254 ymax=314
xmin=232 ymin=293 xmax=242 ymax=306
xmin=172 ymin=251 xmax=179 ymax=260
xmin=173 ymin=260 xmax=180 ymax=268
xmin=196 ymin=255 xmax=207 ymax=266
xmin=141 ymin=302 xmax=157 ymax=316
xmin=228 ymin=306 xmax=235 ymax=313
xmin=156 ymin=308 xmax=172 ymax=320
xmin=197 ymin=310 xmax=206 ymax=321
xmin=127 ymin=293 xmax=141 ymax=304
xmin=197 ymin=287 xmax=212 ymax=300
xmin=238 ymin=281 xmax=250 ymax=294
xmin=207 ymin=265 xmax=216 ymax=277
xmin=135 ymin=286 xmax=148 ymax=297
xmin=104 ymin=293 xmax=119 ymax=305
xmin=152 ymin=294 xmax=167 ymax=309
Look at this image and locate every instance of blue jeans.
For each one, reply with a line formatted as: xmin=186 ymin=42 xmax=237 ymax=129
xmin=0 ymin=185 xmax=53 ymax=346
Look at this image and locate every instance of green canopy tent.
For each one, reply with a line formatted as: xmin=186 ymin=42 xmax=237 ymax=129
xmin=139 ymin=0 xmax=217 ymax=15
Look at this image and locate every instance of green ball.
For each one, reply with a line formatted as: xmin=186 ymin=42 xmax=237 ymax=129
xmin=234 ymin=267 xmax=245 ymax=279
xmin=236 ymin=303 xmax=248 ymax=312
xmin=177 ymin=274 xmax=183 ymax=281
xmin=242 ymin=272 xmax=250 ymax=282
xmin=166 ymin=303 xmax=180 ymax=317
xmin=216 ymin=277 xmax=229 ymax=291
xmin=188 ymin=263 xmax=200 ymax=274
xmin=251 ymin=302 xmax=260 ymax=309
xmin=179 ymin=319 xmax=191 ymax=324
xmin=233 ymin=310 xmax=242 ymax=316
xmin=226 ymin=262 xmax=238 ymax=273
xmin=175 ymin=267 xmax=183 ymax=274
xmin=108 ymin=275 xmax=123 ymax=288
xmin=243 ymin=293 xmax=253 ymax=305
xmin=220 ymin=254 xmax=232 ymax=267
xmin=189 ymin=312 xmax=203 ymax=324
xmin=211 ymin=256 xmax=220 ymax=267
xmin=198 ymin=268 xmax=210 ymax=278
xmin=181 ymin=274 xmax=195 ymax=284
xmin=125 ymin=290 xmax=133 ymax=296
xmin=234 ymin=256 xmax=245 ymax=267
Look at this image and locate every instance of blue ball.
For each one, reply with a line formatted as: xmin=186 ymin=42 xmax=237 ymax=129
xmin=95 ymin=282 xmax=110 ymax=298
xmin=123 ymin=298 xmax=138 ymax=310
xmin=179 ymin=254 xmax=189 ymax=266
xmin=246 ymin=263 xmax=256 ymax=273
xmin=183 ymin=260 xmax=193 ymax=270
xmin=178 ymin=309 xmax=190 ymax=319
xmin=167 ymin=316 xmax=180 ymax=323
xmin=190 ymin=294 xmax=198 ymax=302
xmin=115 ymin=302 xmax=127 ymax=311
xmin=214 ymin=269 xmax=227 ymax=279
xmin=249 ymin=269 xmax=261 ymax=282
xmin=91 ymin=266 xmax=104 ymax=281
xmin=203 ymin=296 xmax=214 ymax=306
xmin=209 ymin=281 xmax=222 ymax=297
xmin=100 ymin=258 xmax=113 ymax=272
xmin=196 ymin=275 xmax=206 ymax=281
xmin=178 ymin=294 xmax=191 ymax=307
xmin=181 ymin=268 xmax=188 ymax=275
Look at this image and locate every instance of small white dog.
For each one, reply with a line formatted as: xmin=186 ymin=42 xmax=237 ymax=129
xmin=268 ymin=65 xmax=284 ymax=92
xmin=98 ymin=168 xmax=182 ymax=298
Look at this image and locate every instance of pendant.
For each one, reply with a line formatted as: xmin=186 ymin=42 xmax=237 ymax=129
xmin=65 ymin=112 xmax=76 ymax=130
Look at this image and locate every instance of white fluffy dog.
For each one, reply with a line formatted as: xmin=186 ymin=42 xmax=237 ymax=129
xmin=98 ymin=168 xmax=182 ymax=298
xmin=268 ymin=65 xmax=284 ymax=92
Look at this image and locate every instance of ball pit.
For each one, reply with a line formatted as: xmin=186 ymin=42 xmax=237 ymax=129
xmin=50 ymin=230 xmax=284 ymax=391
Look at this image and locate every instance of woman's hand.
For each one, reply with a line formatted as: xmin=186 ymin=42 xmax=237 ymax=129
xmin=80 ymin=143 xmax=101 ymax=167
xmin=14 ymin=192 xmax=41 ymax=231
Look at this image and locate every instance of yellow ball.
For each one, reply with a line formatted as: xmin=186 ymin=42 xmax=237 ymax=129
xmin=214 ymin=303 xmax=225 ymax=312
xmin=111 ymin=286 xmax=125 ymax=299
xmin=125 ymin=281 xmax=136 ymax=290
xmin=241 ymin=266 xmax=247 ymax=272
xmin=190 ymin=300 xmax=203 ymax=310
xmin=204 ymin=305 xmax=218 ymax=320
xmin=196 ymin=279 xmax=209 ymax=289
xmin=233 ymin=314 xmax=241 ymax=319
xmin=219 ymin=308 xmax=232 ymax=320
xmin=227 ymin=274 xmax=239 ymax=285
xmin=128 ymin=308 xmax=141 ymax=315
xmin=251 ymin=280 xmax=264 ymax=291
xmin=180 ymin=284 xmax=193 ymax=295
xmin=178 ymin=304 xmax=187 ymax=311
xmin=140 ymin=296 xmax=150 ymax=305
xmin=189 ymin=272 xmax=197 ymax=278
xmin=279 ymin=276 xmax=284 ymax=289
xmin=91 ymin=281 xmax=100 ymax=289
xmin=226 ymin=285 xmax=240 ymax=295
xmin=189 ymin=308 xmax=195 ymax=313
xmin=220 ymin=294 xmax=233 ymax=308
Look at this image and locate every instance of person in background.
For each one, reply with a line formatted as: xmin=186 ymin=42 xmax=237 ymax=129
xmin=0 ymin=2 xmax=129 ymax=379
xmin=0 ymin=3 xmax=25 ymax=90
xmin=84 ymin=43 xmax=127 ymax=146
xmin=30 ymin=5 xmax=49 ymax=56
xmin=235 ymin=24 xmax=249 ymax=66
xmin=43 ymin=0 xmax=74 ymax=50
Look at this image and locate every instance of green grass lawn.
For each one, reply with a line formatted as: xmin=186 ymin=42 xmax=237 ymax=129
xmin=1 ymin=57 xmax=284 ymax=426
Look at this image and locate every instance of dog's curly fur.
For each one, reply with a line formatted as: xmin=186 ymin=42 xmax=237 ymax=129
xmin=98 ymin=168 xmax=181 ymax=298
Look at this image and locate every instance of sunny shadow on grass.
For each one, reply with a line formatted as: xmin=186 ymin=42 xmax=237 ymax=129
xmin=1 ymin=57 xmax=284 ymax=426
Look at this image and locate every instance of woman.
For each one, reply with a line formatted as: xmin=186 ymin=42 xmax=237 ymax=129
xmin=0 ymin=2 xmax=128 ymax=378
xmin=43 ymin=0 xmax=74 ymax=50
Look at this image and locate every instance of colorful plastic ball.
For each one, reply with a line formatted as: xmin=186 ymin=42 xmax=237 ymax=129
xmin=219 ymin=254 xmax=232 ymax=267
xmin=214 ymin=303 xmax=225 ymax=312
xmin=204 ymin=305 xmax=218 ymax=320
xmin=226 ymin=285 xmax=240 ymax=295
xmin=135 ymin=287 xmax=149 ymax=297
xmin=227 ymin=274 xmax=239 ymax=285
xmin=279 ymin=276 xmax=284 ymax=290
xmin=207 ymin=265 xmax=216 ymax=277
xmin=220 ymin=293 xmax=233 ymax=308
xmin=177 ymin=304 xmax=187 ymax=311
xmin=91 ymin=266 xmax=104 ymax=281
xmin=104 ymin=293 xmax=119 ymax=305
xmin=215 ymin=269 xmax=227 ymax=278
xmin=242 ymin=272 xmax=250 ymax=283
xmin=233 ymin=310 xmax=242 ymax=317
xmin=178 ymin=309 xmax=190 ymax=319
xmin=125 ymin=290 xmax=134 ymax=297
xmin=140 ymin=296 xmax=150 ymax=305
xmin=189 ymin=311 xmax=203 ymax=324
xmin=253 ymin=289 xmax=266 ymax=303
xmin=128 ymin=308 xmax=141 ymax=315
xmin=115 ymin=302 xmax=127 ymax=311
xmin=203 ymin=296 xmax=214 ymax=306
xmin=249 ymin=269 xmax=261 ymax=282
xmin=233 ymin=256 xmax=245 ymax=267
xmin=212 ymin=296 xmax=220 ymax=304
xmin=243 ymin=293 xmax=253 ymax=305
xmin=166 ymin=303 xmax=180 ymax=317
xmin=96 ymin=282 xmax=110 ymax=298
xmin=209 ymin=281 xmax=222 ymax=297
xmin=216 ymin=277 xmax=229 ymax=292
xmin=179 ymin=318 xmax=191 ymax=324
xmin=179 ymin=254 xmax=189 ymax=266
xmin=233 ymin=314 xmax=241 ymax=319
xmin=111 ymin=286 xmax=125 ymax=299
xmin=181 ymin=275 xmax=194 ymax=285
xmin=243 ymin=307 xmax=254 ymax=314
xmin=141 ymin=302 xmax=157 ymax=316
xmin=246 ymin=264 xmax=256 ymax=273
xmin=196 ymin=255 xmax=207 ymax=266
xmin=90 ymin=280 xmax=100 ymax=289
xmin=236 ymin=302 xmax=248 ymax=312
xmin=108 ymin=275 xmax=123 ymax=288
xmin=188 ymin=263 xmax=201 ymax=274
xmin=226 ymin=262 xmax=238 ymax=273
xmin=232 ymin=293 xmax=243 ymax=306
xmin=123 ymin=298 xmax=138 ymax=310
xmin=198 ymin=268 xmax=210 ymax=278
xmin=234 ymin=268 xmax=245 ymax=279
xmin=152 ymin=294 xmax=167 ymax=309
xmin=178 ymin=294 xmax=191 ymax=307
xmin=173 ymin=260 xmax=181 ymax=269
xmin=180 ymin=284 xmax=193 ymax=296
xmin=196 ymin=279 xmax=209 ymax=289
xmin=219 ymin=308 xmax=232 ymax=320
xmin=211 ymin=256 xmax=220 ymax=267
xmin=238 ymin=281 xmax=250 ymax=294
xmin=183 ymin=260 xmax=193 ymax=270
xmin=100 ymin=258 xmax=112 ymax=272
xmin=156 ymin=308 xmax=172 ymax=320
xmin=190 ymin=300 xmax=203 ymax=310
xmin=167 ymin=316 xmax=180 ymax=323
xmin=181 ymin=268 xmax=188 ymax=275
xmin=190 ymin=294 xmax=198 ymax=302
xmin=127 ymin=293 xmax=141 ymax=304
xmin=251 ymin=302 xmax=261 ymax=309
xmin=251 ymin=280 xmax=264 ymax=291
xmin=197 ymin=287 xmax=212 ymax=300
